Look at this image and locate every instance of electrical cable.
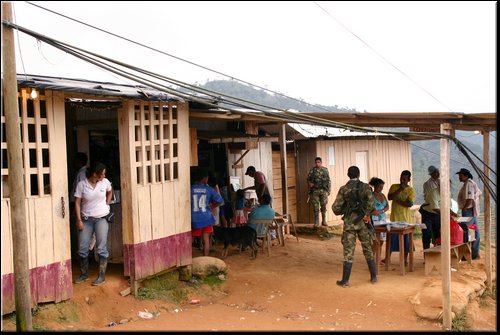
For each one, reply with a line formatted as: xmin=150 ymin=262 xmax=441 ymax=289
xmin=3 ymin=19 xmax=496 ymax=203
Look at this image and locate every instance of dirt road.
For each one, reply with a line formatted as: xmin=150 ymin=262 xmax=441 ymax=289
xmin=1 ymin=232 xmax=496 ymax=331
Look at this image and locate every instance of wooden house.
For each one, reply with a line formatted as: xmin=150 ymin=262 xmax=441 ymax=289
xmin=290 ymin=124 xmax=412 ymax=224
xmin=1 ymin=75 xmax=281 ymax=314
xmin=1 ymin=75 xmax=196 ymax=314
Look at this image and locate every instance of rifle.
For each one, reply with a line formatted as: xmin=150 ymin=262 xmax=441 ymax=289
xmin=352 ymin=181 xmax=376 ymax=240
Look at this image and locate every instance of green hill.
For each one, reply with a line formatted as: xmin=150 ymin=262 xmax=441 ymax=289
xmin=199 ymin=80 xmax=358 ymax=113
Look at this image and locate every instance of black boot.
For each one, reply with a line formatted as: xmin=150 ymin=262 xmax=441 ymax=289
xmin=314 ymin=212 xmax=320 ymax=227
xmin=336 ymin=261 xmax=352 ymax=287
xmin=367 ymin=259 xmax=378 ymax=283
xmin=92 ymin=256 xmax=108 ymax=286
xmin=321 ymin=212 xmax=328 ymax=226
xmin=75 ymin=256 xmax=89 ymax=284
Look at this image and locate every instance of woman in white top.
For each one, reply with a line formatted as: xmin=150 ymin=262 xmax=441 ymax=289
xmin=74 ymin=162 xmax=113 ymax=286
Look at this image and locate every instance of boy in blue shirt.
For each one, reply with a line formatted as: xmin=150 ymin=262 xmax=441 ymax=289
xmin=191 ymin=170 xmax=224 ymax=256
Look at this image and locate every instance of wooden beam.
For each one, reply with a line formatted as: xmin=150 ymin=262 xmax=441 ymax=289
xmin=190 ymin=111 xmax=242 ymax=120
xmin=232 ymin=150 xmax=250 ymax=169
xmin=208 ymin=136 xmax=278 ymax=144
xmin=2 ymin=2 xmax=33 ymax=329
xmin=483 ymin=130 xmax=492 ymax=292
xmin=278 ymin=124 xmax=289 ymax=229
xmin=440 ymin=123 xmax=452 ymax=330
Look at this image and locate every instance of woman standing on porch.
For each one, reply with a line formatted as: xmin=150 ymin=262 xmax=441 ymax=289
xmin=74 ymin=162 xmax=113 ymax=286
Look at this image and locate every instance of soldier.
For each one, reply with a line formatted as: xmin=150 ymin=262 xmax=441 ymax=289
xmin=307 ymin=157 xmax=331 ymax=227
xmin=332 ymin=166 xmax=377 ymax=287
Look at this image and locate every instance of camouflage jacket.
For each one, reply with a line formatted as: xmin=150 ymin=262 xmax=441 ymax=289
xmin=307 ymin=167 xmax=331 ymax=193
xmin=332 ymin=179 xmax=375 ymax=230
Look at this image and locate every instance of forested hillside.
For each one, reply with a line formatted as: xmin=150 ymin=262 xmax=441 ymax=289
xmin=198 ymin=80 xmax=496 ymax=205
xmin=200 ymin=80 xmax=358 ymax=113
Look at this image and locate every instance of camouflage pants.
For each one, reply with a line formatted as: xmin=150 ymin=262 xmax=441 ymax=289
xmin=341 ymin=226 xmax=374 ymax=262
xmin=310 ymin=189 xmax=328 ymax=214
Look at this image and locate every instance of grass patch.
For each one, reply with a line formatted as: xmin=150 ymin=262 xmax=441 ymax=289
xmin=480 ymin=284 xmax=496 ymax=307
xmin=137 ymin=270 xmax=189 ymax=304
xmin=203 ymin=274 xmax=224 ymax=287
xmin=451 ymin=309 xmax=470 ymax=331
xmin=4 ymin=300 xmax=79 ymax=331
xmin=33 ymin=324 xmax=50 ymax=331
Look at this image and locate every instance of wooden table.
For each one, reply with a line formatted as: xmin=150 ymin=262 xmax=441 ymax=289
xmin=374 ymin=225 xmax=415 ymax=276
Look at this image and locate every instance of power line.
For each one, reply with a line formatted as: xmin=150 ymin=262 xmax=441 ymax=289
xmin=313 ymin=1 xmax=456 ymax=113
xmin=23 ymin=1 xmax=335 ymax=114
xmin=3 ymin=18 xmax=496 ymax=202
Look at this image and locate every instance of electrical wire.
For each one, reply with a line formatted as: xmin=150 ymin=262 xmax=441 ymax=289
xmin=3 ymin=19 xmax=496 ymax=202
xmin=313 ymin=1 xmax=456 ymax=113
xmin=23 ymin=1 xmax=336 ymax=114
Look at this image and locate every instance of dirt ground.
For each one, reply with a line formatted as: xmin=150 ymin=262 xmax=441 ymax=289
xmin=1 ymin=230 xmax=497 ymax=331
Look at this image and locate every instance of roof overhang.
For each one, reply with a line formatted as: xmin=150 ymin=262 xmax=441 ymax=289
xmin=190 ymin=109 xmax=497 ymax=133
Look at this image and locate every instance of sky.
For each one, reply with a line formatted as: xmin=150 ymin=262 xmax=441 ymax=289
xmin=7 ymin=1 xmax=497 ymax=114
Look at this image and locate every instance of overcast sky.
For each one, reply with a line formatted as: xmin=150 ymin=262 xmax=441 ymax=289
xmin=9 ymin=1 xmax=496 ymax=113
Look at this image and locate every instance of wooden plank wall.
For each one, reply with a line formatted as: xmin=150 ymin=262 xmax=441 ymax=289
xmin=226 ymin=141 xmax=273 ymax=197
xmin=1 ymin=90 xmax=70 ymax=274
xmin=120 ymin=100 xmax=191 ymax=246
xmin=272 ymin=151 xmax=297 ymax=222
xmin=119 ymin=100 xmax=192 ymax=281
xmin=47 ymin=91 xmax=70 ymax=265
xmin=1 ymin=200 xmax=13 ymax=274
xmin=1 ymin=90 xmax=72 ymax=314
xmin=296 ymin=138 xmax=412 ymax=224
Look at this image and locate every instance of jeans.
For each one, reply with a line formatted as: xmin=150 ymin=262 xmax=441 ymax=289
xmin=462 ymin=208 xmax=480 ymax=258
xmin=78 ymin=216 xmax=109 ymax=258
xmin=421 ymin=210 xmax=440 ymax=249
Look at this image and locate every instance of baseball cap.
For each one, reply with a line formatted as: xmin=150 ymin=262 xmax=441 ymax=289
xmin=456 ymin=168 xmax=472 ymax=178
xmin=245 ymin=166 xmax=256 ymax=175
xmin=428 ymin=165 xmax=439 ymax=175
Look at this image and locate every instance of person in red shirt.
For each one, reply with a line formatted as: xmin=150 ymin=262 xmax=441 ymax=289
xmin=242 ymin=166 xmax=271 ymax=205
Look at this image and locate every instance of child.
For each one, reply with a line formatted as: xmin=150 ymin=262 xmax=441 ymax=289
xmin=232 ymin=189 xmax=247 ymax=225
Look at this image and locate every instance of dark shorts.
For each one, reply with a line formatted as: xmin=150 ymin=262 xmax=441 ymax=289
xmin=192 ymin=225 xmax=214 ymax=237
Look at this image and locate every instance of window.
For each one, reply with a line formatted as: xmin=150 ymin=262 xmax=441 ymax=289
xmin=134 ymin=101 xmax=178 ymax=184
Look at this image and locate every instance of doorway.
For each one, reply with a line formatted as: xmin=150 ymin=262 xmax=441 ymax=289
xmin=65 ymin=102 xmax=124 ymax=268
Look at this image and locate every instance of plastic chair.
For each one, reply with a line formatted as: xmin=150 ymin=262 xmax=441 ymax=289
xmin=250 ymin=219 xmax=273 ymax=256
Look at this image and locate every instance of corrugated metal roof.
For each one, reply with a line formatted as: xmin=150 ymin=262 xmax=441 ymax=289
xmin=17 ymin=74 xmax=183 ymax=101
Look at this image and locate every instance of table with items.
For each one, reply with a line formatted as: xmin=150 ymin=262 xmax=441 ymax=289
xmin=373 ymin=221 xmax=426 ymax=276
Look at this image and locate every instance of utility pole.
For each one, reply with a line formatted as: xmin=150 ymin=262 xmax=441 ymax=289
xmin=2 ymin=1 xmax=33 ymax=331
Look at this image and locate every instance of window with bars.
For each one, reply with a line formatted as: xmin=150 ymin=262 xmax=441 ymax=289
xmin=133 ymin=102 xmax=178 ymax=185
xmin=1 ymin=89 xmax=51 ymax=198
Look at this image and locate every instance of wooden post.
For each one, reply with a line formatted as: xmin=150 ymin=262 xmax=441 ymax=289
xmin=482 ymin=130 xmax=492 ymax=292
xmin=1 ymin=2 xmax=33 ymax=330
xmin=439 ymin=123 xmax=452 ymax=330
xmin=278 ymin=123 xmax=289 ymax=231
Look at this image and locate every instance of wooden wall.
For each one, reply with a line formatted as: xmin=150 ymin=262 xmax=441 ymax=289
xmin=272 ymin=151 xmax=297 ymax=222
xmin=119 ymin=100 xmax=192 ymax=281
xmin=1 ymin=90 xmax=71 ymax=271
xmin=1 ymin=90 xmax=72 ymax=314
xmin=226 ymin=141 xmax=273 ymax=197
xmin=296 ymin=138 xmax=412 ymax=224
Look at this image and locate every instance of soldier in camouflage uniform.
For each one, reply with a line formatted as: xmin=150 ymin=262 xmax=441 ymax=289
xmin=307 ymin=157 xmax=331 ymax=227
xmin=332 ymin=166 xmax=378 ymax=287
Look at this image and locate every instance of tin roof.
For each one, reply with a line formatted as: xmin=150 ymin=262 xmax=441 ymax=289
xmin=17 ymin=74 xmax=184 ymax=101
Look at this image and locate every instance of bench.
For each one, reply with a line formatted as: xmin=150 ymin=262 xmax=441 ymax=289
xmin=423 ymin=242 xmax=472 ymax=275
